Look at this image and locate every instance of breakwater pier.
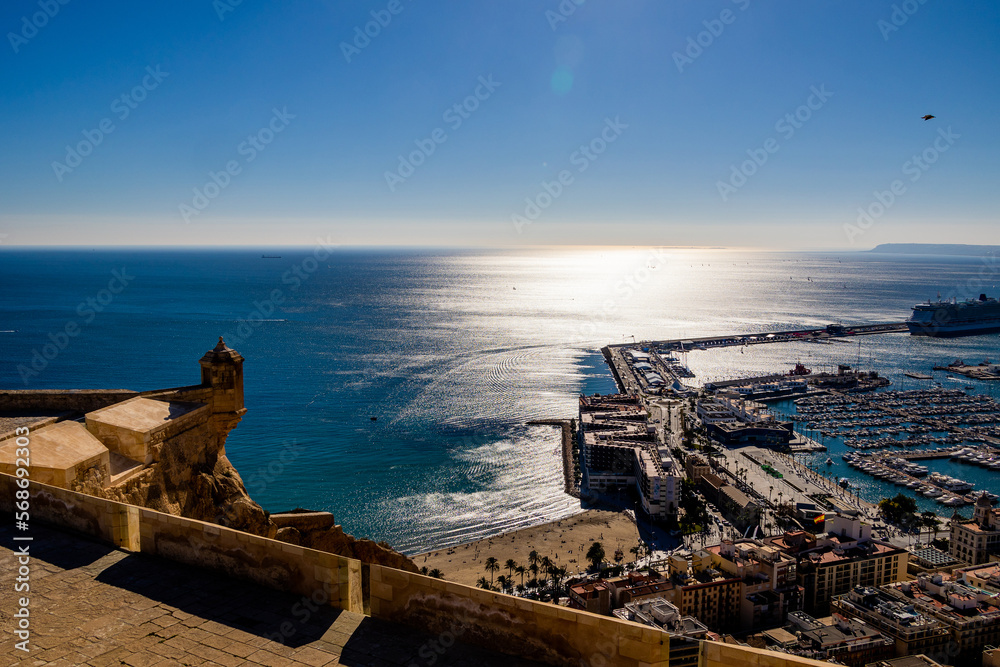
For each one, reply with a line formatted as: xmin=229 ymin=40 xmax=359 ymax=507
xmin=603 ymin=321 xmax=908 ymax=393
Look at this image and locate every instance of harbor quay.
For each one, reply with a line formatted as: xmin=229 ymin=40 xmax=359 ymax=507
xmin=587 ymin=322 xmax=1000 ymax=554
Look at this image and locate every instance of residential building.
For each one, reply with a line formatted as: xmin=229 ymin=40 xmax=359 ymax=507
xmin=767 ymin=514 xmax=909 ymax=615
xmin=579 ymin=394 xmax=679 ymax=520
xmin=784 ymin=611 xmax=895 ymax=667
xmin=881 ymin=570 xmax=1000 ymax=662
xmin=568 ymin=581 xmax=611 ymax=616
xmin=832 ymin=587 xmax=950 ymax=658
xmin=685 ymin=454 xmax=711 ymax=482
xmin=662 ymin=549 xmax=742 ymax=633
xmin=706 ymin=539 xmax=802 ymax=631
xmin=613 ymin=597 xmax=707 ymax=667
xmin=949 ymin=493 xmax=1000 ymax=565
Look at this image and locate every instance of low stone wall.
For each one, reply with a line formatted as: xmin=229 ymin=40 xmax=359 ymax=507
xmin=702 ymin=641 xmax=832 ymax=667
xmin=0 ymin=473 xmax=362 ymax=613
xmin=368 ymin=563 xmax=672 ymax=666
xmin=0 ymin=389 xmax=139 ymax=414
xmin=0 ymin=473 xmax=136 ymax=549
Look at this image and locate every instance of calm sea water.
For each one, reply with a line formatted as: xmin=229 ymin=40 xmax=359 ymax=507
xmin=1 ymin=247 xmax=998 ymax=551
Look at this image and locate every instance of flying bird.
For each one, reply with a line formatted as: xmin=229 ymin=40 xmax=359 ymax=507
xmin=922 ymin=115 xmax=936 ymax=121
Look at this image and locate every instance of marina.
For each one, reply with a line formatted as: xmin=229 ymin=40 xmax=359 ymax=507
xmin=604 ymin=318 xmax=1000 ymax=525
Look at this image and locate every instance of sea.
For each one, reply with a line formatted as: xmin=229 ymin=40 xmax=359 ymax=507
xmin=1 ymin=247 xmax=998 ymax=553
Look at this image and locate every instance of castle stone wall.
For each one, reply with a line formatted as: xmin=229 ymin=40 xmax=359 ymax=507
xmin=367 ymin=563 xmax=672 ymax=666
xmin=0 ymin=389 xmax=139 ymax=414
xmin=0 ymin=473 xmax=362 ymax=613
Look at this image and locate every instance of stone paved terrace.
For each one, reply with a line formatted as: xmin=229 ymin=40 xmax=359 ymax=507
xmin=0 ymin=523 xmax=544 ymax=667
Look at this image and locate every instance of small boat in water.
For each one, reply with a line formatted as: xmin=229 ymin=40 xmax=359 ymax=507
xmin=839 ymin=478 xmax=851 ymax=488
xmin=826 ymin=457 xmax=834 ymax=465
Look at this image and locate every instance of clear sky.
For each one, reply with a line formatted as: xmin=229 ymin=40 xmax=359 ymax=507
xmin=1 ymin=0 xmax=997 ymax=249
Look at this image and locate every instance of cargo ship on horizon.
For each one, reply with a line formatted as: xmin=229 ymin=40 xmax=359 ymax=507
xmin=907 ymin=293 xmax=1000 ymax=337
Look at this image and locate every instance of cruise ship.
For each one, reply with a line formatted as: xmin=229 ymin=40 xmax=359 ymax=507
xmin=907 ymin=293 xmax=1000 ymax=337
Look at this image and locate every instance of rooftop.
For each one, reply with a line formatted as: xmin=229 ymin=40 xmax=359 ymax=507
xmin=86 ymin=397 xmax=207 ymax=432
xmin=0 ymin=420 xmax=106 ymax=469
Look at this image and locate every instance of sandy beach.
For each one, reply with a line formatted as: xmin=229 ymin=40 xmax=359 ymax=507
xmin=413 ymin=509 xmax=642 ymax=587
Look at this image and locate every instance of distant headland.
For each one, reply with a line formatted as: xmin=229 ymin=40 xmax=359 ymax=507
xmin=871 ymin=243 xmax=1000 ymax=256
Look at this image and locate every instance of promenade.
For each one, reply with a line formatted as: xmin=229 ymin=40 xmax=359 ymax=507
xmin=0 ymin=522 xmax=541 ymax=667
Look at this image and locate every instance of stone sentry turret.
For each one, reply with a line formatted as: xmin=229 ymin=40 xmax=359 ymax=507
xmin=199 ymin=337 xmax=246 ymax=448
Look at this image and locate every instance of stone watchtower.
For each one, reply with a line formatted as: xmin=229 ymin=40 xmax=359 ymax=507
xmin=199 ymin=337 xmax=246 ymax=444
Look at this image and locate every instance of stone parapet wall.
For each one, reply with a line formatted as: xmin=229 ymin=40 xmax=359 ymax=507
xmin=367 ymin=563 xmax=673 ymax=666
xmin=0 ymin=473 xmax=362 ymax=614
xmin=702 ymin=641 xmax=834 ymax=667
xmin=0 ymin=389 xmax=139 ymax=414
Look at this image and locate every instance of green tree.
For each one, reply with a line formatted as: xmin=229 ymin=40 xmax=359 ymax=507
xmin=879 ymin=493 xmax=918 ymax=525
xmin=485 ymin=557 xmax=500 ymax=586
xmin=586 ymin=542 xmax=606 ymax=571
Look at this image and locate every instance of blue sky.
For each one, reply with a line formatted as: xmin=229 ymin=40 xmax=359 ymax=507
xmin=1 ymin=0 xmax=997 ymax=248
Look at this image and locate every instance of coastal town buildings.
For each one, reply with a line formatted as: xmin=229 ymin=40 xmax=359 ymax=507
xmin=780 ymin=610 xmax=895 ymax=667
xmin=948 ymin=492 xmax=1000 ymax=565
xmin=705 ymin=539 xmax=801 ymax=632
xmin=695 ymin=394 xmax=794 ymax=447
xmin=684 ymin=453 xmax=711 ymax=482
xmin=880 ymin=569 xmax=1000 ymax=662
xmin=766 ymin=514 xmax=909 ymax=615
xmin=831 ymin=587 xmax=951 ymax=658
xmin=579 ymin=393 xmax=680 ymax=520
xmin=567 ymin=580 xmax=611 ymax=615
xmin=613 ymin=598 xmax=707 ymax=667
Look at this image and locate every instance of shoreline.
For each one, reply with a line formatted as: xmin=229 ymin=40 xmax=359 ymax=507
xmin=413 ymin=509 xmax=640 ymax=587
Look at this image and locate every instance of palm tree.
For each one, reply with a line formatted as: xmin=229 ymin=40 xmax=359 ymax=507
xmin=515 ymin=565 xmax=527 ymax=587
xmin=768 ymin=485 xmax=774 ymax=502
xmin=920 ymin=511 xmax=939 ymax=542
xmin=476 ymin=576 xmax=491 ymax=590
xmin=529 ymin=562 xmax=539 ymax=582
xmin=540 ymin=556 xmax=553 ymax=576
xmin=547 ymin=565 xmax=560 ymax=591
xmin=586 ymin=542 xmax=605 ymax=571
xmin=629 ymin=545 xmax=640 ymax=562
xmin=485 ymin=557 xmax=500 ymax=586
xmin=497 ymin=575 xmax=509 ymax=592
xmin=528 ymin=550 xmax=540 ymax=570
xmin=505 ymin=558 xmax=518 ymax=580
xmin=428 ymin=568 xmax=443 ymax=579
